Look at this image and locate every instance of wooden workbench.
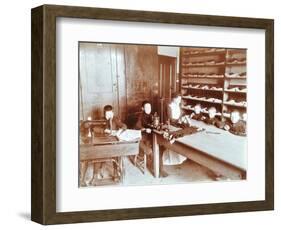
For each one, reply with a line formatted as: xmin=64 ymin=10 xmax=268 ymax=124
xmin=80 ymin=136 xmax=140 ymax=160
xmin=152 ymin=120 xmax=247 ymax=179
xmin=80 ymin=136 xmax=140 ymax=185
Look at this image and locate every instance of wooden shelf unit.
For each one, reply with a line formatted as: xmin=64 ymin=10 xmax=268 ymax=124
xmin=179 ymin=47 xmax=247 ymax=121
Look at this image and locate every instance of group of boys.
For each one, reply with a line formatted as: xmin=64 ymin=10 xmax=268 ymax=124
xmin=189 ymin=103 xmax=247 ymax=136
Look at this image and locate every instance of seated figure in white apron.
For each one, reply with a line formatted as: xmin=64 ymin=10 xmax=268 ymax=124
xmin=162 ymin=93 xmax=188 ymax=168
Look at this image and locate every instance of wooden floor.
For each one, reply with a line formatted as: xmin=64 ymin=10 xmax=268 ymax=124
xmin=81 ymin=157 xmax=225 ymax=188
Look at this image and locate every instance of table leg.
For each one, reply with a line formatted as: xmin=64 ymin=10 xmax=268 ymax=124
xmin=80 ymin=161 xmax=88 ymax=186
xmin=153 ymin=133 xmax=160 ymax=178
xmin=121 ymin=156 xmax=126 ymax=183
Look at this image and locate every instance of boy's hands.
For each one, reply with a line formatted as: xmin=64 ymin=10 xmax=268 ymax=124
xmin=104 ymin=129 xmax=123 ymax=136
xmin=145 ymin=128 xmax=152 ymax=133
xmin=104 ymin=129 xmax=111 ymax=134
xmin=180 ymin=115 xmax=191 ymax=125
xmin=224 ymin=125 xmax=230 ymax=131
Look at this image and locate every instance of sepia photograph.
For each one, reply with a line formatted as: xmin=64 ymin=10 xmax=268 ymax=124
xmin=30 ymin=3 xmax=274 ymax=224
xmin=79 ymin=42 xmax=247 ymax=188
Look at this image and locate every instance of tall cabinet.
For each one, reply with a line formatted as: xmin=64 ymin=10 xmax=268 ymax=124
xmin=180 ymin=47 xmax=247 ymax=121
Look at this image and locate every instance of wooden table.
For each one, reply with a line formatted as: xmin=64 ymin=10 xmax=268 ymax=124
xmin=152 ymin=120 xmax=247 ymax=179
xmin=80 ymin=136 xmax=140 ymax=185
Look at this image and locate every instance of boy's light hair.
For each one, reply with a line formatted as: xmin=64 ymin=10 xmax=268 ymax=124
xmin=208 ymin=107 xmax=216 ymax=113
xmin=231 ymin=110 xmax=241 ymax=118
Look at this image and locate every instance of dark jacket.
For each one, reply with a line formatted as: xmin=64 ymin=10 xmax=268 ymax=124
xmin=191 ymin=113 xmax=205 ymax=121
xmin=204 ymin=117 xmax=224 ymax=129
xmin=227 ymin=120 xmax=246 ymax=136
xmin=204 ymin=117 xmax=219 ymax=126
xmin=135 ymin=112 xmax=153 ymax=130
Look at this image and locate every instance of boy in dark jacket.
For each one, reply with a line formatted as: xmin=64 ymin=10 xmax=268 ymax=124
xmin=91 ymin=105 xmax=127 ymax=184
xmin=103 ymin=105 xmax=127 ymax=135
xmin=135 ymin=101 xmax=153 ymax=172
xmin=204 ymin=107 xmax=224 ymax=128
xmin=204 ymin=107 xmax=219 ymax=125
xmin=224 ymin=110 xmax=246 ymax=136
xmin=135 ymin=101 xmax=153 ymax=134
xmin=190 ymin=104 xmax=205 ymax=121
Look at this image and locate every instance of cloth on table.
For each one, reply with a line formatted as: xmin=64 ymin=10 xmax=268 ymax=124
xmin=168 ymin=125 xmax=199 ymax=139
xmin=117 ymin=129 xmax=142 ymax=141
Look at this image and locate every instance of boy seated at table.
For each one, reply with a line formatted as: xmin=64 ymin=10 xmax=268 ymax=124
xmin=204 ymin=107 xmax=224 ymax=128
xmin=224 ymin=110 xmax=246 ymax=136
xmin=135 ymin=101 xmax=153 ymax=169
xmin=162 ymin=93 xmax=188 ymax=177
xmin=204 ymin=107 xmax=219 ymax=125
xmin=103 ymin=105 xmax=127 ymax=135
xmin=190 ymin=103 xmax=206 ymax=121
xmin=135 ymin=100 xmax=153 ymax=138
xmin=92 ymin=105 xmax=127 ymax=183
xmin=167 ymin=92 xmax=191 ymax=126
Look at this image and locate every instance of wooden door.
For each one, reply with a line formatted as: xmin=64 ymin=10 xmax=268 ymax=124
xmin=79 ymin=43 xmax=126 ymax=121
xmin=158 ymin=55 xmax=177 ymax=122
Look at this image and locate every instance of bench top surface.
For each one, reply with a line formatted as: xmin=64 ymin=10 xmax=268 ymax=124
xmin=155 ymin=120 xmax=247 ymax=170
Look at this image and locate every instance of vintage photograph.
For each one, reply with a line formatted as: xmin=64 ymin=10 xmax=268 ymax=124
xmin=79 ymin=43 xmax=247 ymax=187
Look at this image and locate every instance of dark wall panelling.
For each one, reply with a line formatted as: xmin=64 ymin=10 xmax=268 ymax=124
xmin=124 ymin=45 xmax=159 ymax=127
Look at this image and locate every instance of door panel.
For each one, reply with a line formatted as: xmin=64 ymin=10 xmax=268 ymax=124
xmin=79 ymin=43 xmax=125 ymax=120
xmin=158 ymin=55 xmax=177 ymax=122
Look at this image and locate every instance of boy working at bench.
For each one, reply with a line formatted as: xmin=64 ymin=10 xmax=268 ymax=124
xmin=91 ymin=105 xmax=127 ymax=184
xmin=161 ymin=93 xmax=189 ymax=176
xmin=204 ymin=107 xmax=224 ymax=128
xmin=190 ymin=103 xmax=205 ymax=121
xmin=167 ymin=93 xmax=191 ymax=126
xmin=135 ymin=101 xmax=154 ymax=172
xmin=135 ymin=100 xmax=153 ymax=143
xmin=224 ymin=110 xmax=246 ymax=136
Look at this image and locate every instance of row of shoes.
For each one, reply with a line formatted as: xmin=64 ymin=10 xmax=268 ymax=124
xmin=226 ymin=87 xmax=247 ymax=92
xmin=183 ymin=95 xmax=222 ymax=103
xmin=201 ymin=85 xmax=223 ymax=91
xmin=225 ymin=72 xmax=247 ymax=78
xmin=205 ymin=48 xmax=225 ymax=53
xmin=183 ymin=84 xmax=223 ymax=91
xmin=183 ymin=73 xmax=224 ymax=78
xmin=206 ymin=97 xmax=223 ymax=103
xmin=224 ymin=99 xmax=247 ymax=107
xmin=226 ymin=58 xmax=246 ymax=65
xmin=183 ymin=48 xmax=226 ymax=55
xmin=183 ymin=61 xmax=225 ymax=66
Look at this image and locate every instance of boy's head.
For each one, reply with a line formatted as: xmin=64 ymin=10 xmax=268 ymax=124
xmin=208 ymin=107 xmax=217 ymax=119
xmin=194 ymin=104 xmax=202 ymax=114
xmin=104 ymin=105 xmax=114 ymax=120
xmin=171 ymin=92 xmax=182 ymax=105
xmin=230 ymin=110 xmax=241 ymax=124
xmin=142 ymin=100 xmax=152 ymax=115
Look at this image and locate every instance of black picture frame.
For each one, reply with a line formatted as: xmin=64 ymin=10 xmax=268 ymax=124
xmin=31 ymin=4 xmax=274 ymax=225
